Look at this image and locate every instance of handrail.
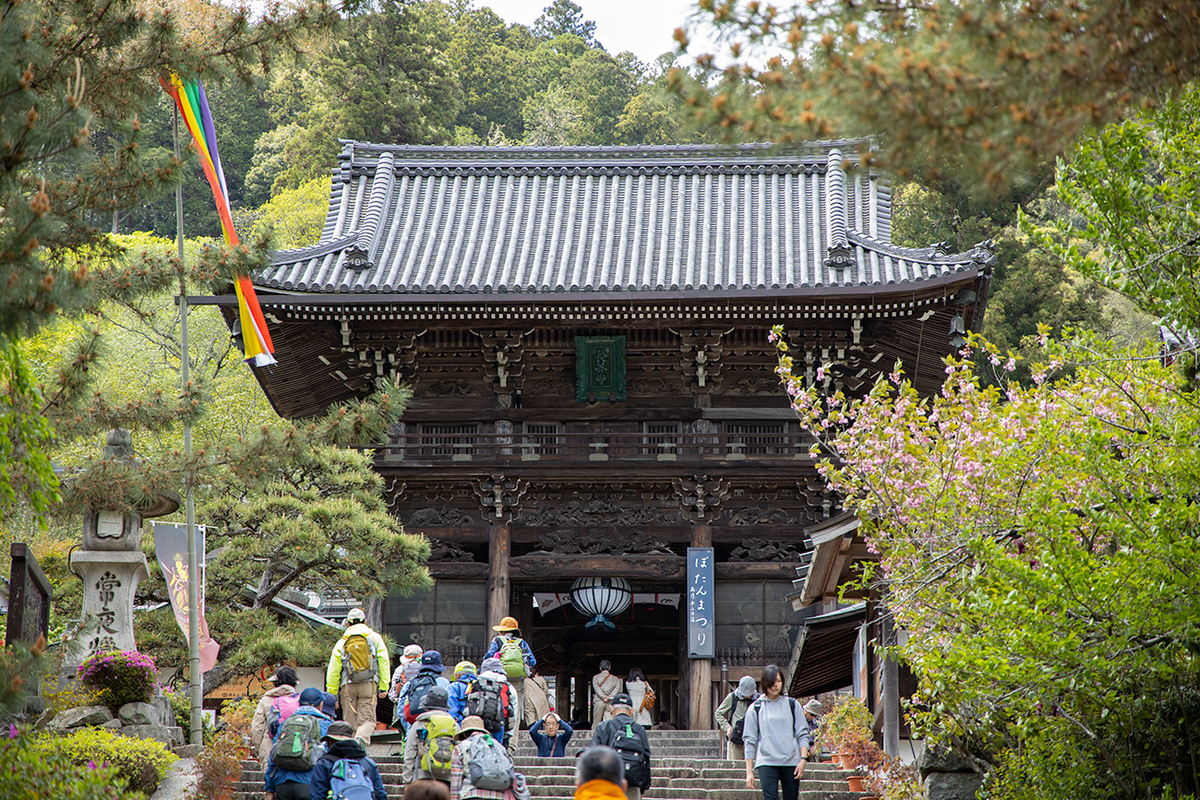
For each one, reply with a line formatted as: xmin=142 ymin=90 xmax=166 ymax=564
xmin=378 ymin=430 xmax=811 ymax=462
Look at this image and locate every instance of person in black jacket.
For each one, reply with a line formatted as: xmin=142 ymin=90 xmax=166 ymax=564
xmin=588 ymin=694 xmax=651 ymax=800
xmin=310 ymin=721 xmax=388 ymax=800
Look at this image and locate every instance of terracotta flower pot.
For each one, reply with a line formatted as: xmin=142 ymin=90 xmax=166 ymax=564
xmin=846 ymin=775 xmax=865 ymax=792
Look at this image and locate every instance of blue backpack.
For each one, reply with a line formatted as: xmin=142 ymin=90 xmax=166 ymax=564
xmin=330 ymin=757 xmax=375 ymax=800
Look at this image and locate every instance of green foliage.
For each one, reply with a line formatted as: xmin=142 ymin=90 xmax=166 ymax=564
xmin=445 ymin=7 xmax=532 ymax=141
xmin=533 ymin=0 xmax=597 ymax=44
xmin=0 ymin=637 xmax=48 ymax=720
xmin=16 ymin=224 xmax=427 ymax=690
xmin=44 ymin=683 xmax=108 ymax=717
xmin=775 ymin=328 xmax=1200 ymax=799
xmin=246 ymin=178 xmax=330 ymax=250
xmin=0 ymin=0 xmax=338 ymax=525
xmin=820 ymin=695 xmax=873 ymax=753
xmin=77 ymin=651 xmax=158 ymax=711
xmin=162 ymin=686 xmax=214 ymax=745
xmin=1029 ymin=82 xmax=1200 ymax=371
xmin=980 ymin=718 xmax=1107 ymax=800
xmin=679 ymin=0 xmax=1200 ymax=189
xmin=242 ymin=123 xmax=301 ymax=210
xmin=195 ymin=696 xmax=254 ymax=800
xmin=0 ymin=730 xmax=131 ymax=800
xmin=274 ymin=1 xmax=463 ymax=191
xmin=0 ymin=343 xmax=58 ymax=520
xmin=892 ymin=182 xmax=1126 ymax=385
xmin=34 ymin=726 xmax=177 ymax=797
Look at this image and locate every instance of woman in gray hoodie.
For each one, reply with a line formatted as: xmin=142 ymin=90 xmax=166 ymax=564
xmin=741 ymin=665 xmax=812 ymax=800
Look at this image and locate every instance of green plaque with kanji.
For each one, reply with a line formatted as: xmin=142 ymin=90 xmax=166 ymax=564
xmin=575 ymin=336 xmax=626 ymax=402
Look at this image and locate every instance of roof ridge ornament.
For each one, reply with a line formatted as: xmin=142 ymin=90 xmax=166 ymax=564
xmin=824 ymin=149 xmax=852 ymax=271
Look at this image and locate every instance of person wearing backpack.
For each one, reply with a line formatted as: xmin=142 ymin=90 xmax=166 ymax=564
xmin=403 ymin=686 xmax=460 ymax=785
xmin=741 ymin=665 xmax=812 ymax=800
xmin=447 ymin=662 xmax=478 ymax=723
xmin=265 ymin=688 xmax=333 ymax=800
xmin=253 ymin=666 xmax=300 ymax=766
xmin=311 ymin=720 xmax=388 ymax=800
xmin=801 ymin=699 xmax=823 ymax=758
xmin=389 ymin=644 xmax=424 ymax=704
xmin=588 ymin=694 xmax=651 ymax=800
xmin=483 ymin=617 xmax=535 ymax=728
xmin=449 ymin=715 xmax=517 ymax=800
xmin=716 ymin=676 xmax=760 ymax=761
xmin=398 ymin=651 xmax=452 ymax=731
xmin=472 ymin=657 xmax=517 ymax=747
xmin=326 ymin=607 xmax=391 ymax=744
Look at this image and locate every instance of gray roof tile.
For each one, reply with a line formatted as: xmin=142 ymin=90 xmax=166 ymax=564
xmin=260 ymin=141 xmax=992 ymax=295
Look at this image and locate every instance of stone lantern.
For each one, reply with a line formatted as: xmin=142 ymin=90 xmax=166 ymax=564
xmin=68 ymin=430 xmax=178 ymax=666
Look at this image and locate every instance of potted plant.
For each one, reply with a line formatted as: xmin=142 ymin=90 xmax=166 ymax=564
xmin=820 ymin=695 xmax=874 ymax=770
xmin=840 ymin=736 xmax=887 ymax=792
xmin=867 ymin=754 xmax=921 ymax=800
xmin=846 ymin=770 xmax=866 ymax=792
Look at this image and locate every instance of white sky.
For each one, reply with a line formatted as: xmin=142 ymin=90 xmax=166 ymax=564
xmin=484 ymin=0 xmax=704 ymax=64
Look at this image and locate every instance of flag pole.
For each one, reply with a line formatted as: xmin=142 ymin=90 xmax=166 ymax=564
xmin=174 ymin=107 xmax=203 ymax=747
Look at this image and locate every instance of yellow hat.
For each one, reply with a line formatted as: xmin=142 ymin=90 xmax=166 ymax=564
xmin=492 ymin=616 xmax=520 ymax=632
xmin=453 ymin=661 xmax=477 ymax=680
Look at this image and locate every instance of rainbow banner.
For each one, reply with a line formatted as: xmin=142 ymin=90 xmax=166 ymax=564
xmin=163 ymin=75 xmax=276 ymax=367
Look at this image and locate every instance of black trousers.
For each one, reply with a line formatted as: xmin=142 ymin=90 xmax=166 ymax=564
xmin=757 ymin=765 xmax=799 ymax=800
xmin=274 ymin=780 xmax=312 ymax=800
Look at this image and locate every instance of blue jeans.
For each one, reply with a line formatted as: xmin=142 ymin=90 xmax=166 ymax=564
xmin=757 ymin=765 xmax=799 ymax=800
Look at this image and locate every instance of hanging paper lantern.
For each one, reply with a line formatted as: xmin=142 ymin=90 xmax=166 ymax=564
xmin=569 ymin=577 xmax=632 ymax=633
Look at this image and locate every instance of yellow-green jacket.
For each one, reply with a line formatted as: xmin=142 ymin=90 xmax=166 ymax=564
xmin=326 ymin=623 xmax=390 ymax=694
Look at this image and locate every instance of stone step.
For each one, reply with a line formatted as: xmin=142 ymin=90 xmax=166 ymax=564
xmin=234 ymin=780 xmax=865 ymax=800
xmin=516 ymin=766 xmax=846 ymax=779
xmin=511 ymin=753 xmax=715 ymax=758
xmin=235 ymin=755 xmax=860 ymax=800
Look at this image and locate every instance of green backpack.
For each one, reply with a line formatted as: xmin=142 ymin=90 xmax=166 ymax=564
xmin=273 ymin=713 xmax=323 ymax=771
xmin=417 ymin=713 xmax=458 ymax=780
xmin=499 ymin=638 xmax=527 ymax=679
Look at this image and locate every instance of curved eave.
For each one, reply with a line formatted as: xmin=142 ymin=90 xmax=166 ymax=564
xmin=247 ymin=263 xmax=988 ymax=307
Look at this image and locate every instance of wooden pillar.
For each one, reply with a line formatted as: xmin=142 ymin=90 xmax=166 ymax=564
xmin=556 ymin=672 xmax=572 ymax=720
xmin=881 ymin=607 xmax=900 ymax=756
xmin=687 ymin=524 xmax=713 ymax=730
xmin=487 ymin=524 xmax=511 ymax=627
xmin=574 ymin=671 xmax=589 ymax=726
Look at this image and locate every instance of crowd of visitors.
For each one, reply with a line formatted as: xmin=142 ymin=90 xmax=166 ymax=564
xmin=248 ymin=610 xmax=831 ymax=800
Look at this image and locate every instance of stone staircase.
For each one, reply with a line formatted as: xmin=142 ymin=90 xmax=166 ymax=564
xmin=236 ymin=730 xmax=867 ymax=800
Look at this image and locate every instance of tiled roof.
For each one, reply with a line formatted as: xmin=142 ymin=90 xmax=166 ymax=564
xmin=259 ymin=142 xmax=994 ymax=296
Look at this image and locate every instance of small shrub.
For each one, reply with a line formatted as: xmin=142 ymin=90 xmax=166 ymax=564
xmin=163 ymin=686 xmax=215 ymax=745
xmin=865 ymin=752 xmax=922 ymax=799
xmin=196 ymin=696 xmax=255 ymax=800
xmin=77 ymin=650 xmax=157 ymax=711
xmin=45 ymin=681 xmax=108 ymax=716
xmin=821 ymin=694 xmax=874 ymax=753
xmin=32 ymin=726 xmax=176 ymax=797
xmin=842 ymin=734 xmax=888 ymax=774
xmin=0 ymin=636 xmax=48 ymax=717
xmin=1 ymin=726 xmax=132 ymax=800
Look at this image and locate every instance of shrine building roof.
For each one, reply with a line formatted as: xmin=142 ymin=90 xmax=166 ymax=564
xmin=259 ymin=141 xmax=994 ymax=298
